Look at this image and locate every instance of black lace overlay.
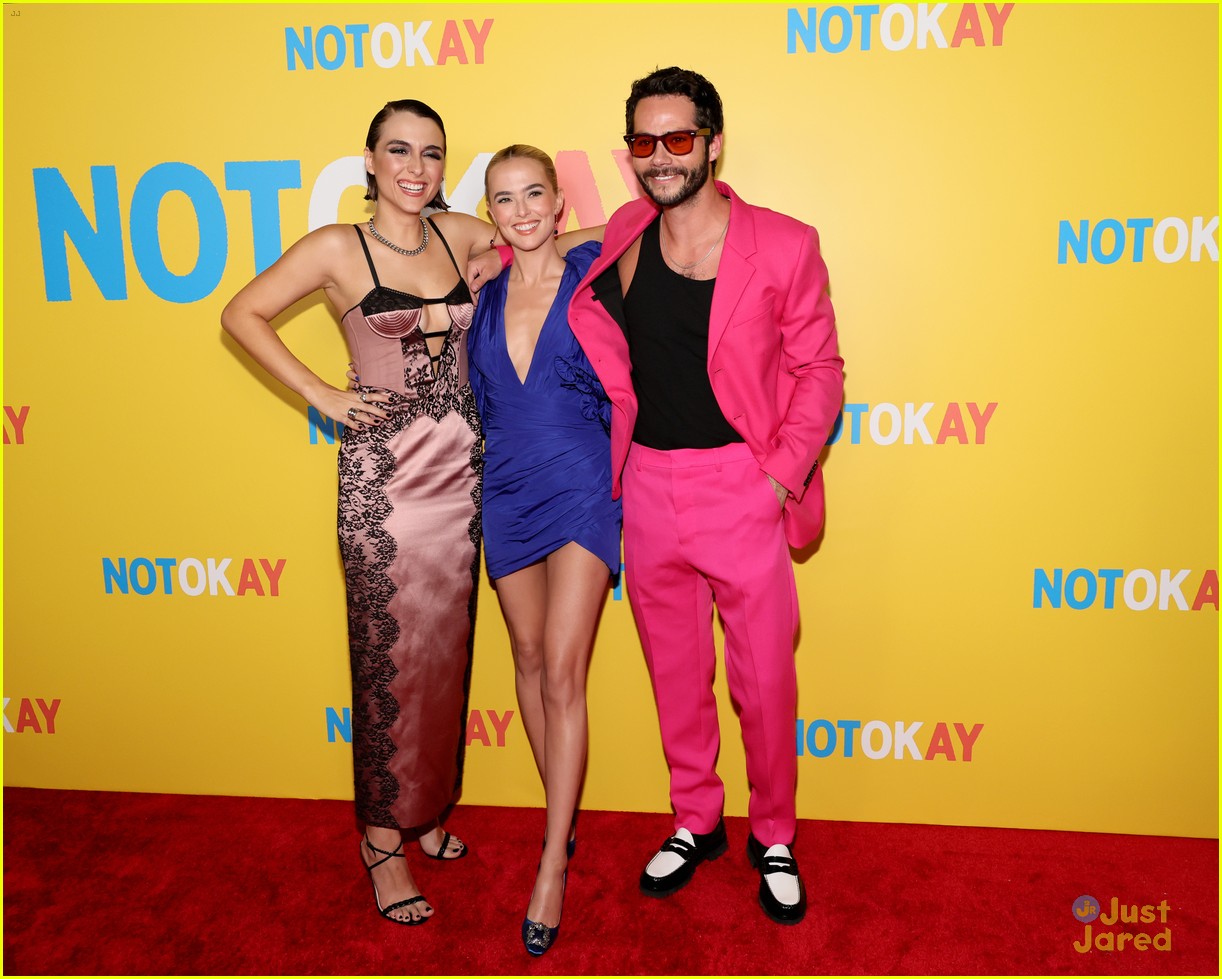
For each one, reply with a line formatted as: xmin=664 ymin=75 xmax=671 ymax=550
xmin=339 ymin=419 xmax=401 ymax=823
xmin=337 ymin=318 xmax=482 ymax=830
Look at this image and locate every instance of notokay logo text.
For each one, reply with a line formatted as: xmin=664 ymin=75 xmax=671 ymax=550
xmin=285 ymin=19 xmax=493 ymax=71
xmin=3 ymin=697 xmax=61 ymax=734
xmin=1059 ymin=217 xmax=1218 ymax=264
xmin=788 ymin=3 xmax=1014 ymax=54
xmin=103 ymin=557 xmax=287 ymax=596
xmin=34 ymin=148 xmax=616 ymax=305
xmin=827 ymin=402 xmax=996 ymax=445
xmin=1034 ymin=568 xmax=1218 ymax=611
xmin=327 ymin=707 xmax=514 ymax=745
xmin=796 ymin=718 xmax=983 ymax=760
xmin=3 ymin=406 xmax=29 ymax=445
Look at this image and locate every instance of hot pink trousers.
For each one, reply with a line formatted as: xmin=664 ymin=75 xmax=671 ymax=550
xmin=623 ymin=441 xmax=799 ymax=846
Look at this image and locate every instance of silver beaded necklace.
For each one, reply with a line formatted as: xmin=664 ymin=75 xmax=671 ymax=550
xmin=367 ymin=217 xmax=429 ymax=257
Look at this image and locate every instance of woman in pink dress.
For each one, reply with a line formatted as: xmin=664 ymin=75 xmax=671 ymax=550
xmin=223 ymin=99 xmax=494 ymax=926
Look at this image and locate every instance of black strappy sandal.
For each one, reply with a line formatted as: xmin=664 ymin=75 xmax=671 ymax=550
xmin=361 ymin=835 xmax=431 ymax=925
xmin=420 ymin=829 xmax=468 ymax=861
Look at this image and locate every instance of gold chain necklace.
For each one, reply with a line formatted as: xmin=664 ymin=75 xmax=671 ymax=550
xmin=659 ymin=217 xmax=729 ymax=271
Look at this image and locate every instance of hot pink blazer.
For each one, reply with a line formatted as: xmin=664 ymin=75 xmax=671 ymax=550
xmin=567 ymin=180 xmax=843 ymax=548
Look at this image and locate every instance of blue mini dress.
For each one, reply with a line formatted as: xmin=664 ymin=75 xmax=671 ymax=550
xmin=468 ymin=241 xmax=621 ymax=579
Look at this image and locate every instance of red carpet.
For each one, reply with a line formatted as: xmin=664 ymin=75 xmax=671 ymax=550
xmin=3 ymin=788 xmax=1216 ymax=975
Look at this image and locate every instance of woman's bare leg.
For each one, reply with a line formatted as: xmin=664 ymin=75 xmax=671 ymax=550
xmin=526 ymin=543 xmax=611 ymax=927
xmin=494 ymin=561 xmax=550 ymax=779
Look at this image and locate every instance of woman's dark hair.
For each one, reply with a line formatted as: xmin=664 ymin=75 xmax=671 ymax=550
xmin=363 ymin=99 xmax=450 ymax=210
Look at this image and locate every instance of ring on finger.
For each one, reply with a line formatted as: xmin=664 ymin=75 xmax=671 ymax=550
xmin=360 ymin=391 xmax=368 ymax=404
xmin=347 ymin=407 xmax=358 ymax=421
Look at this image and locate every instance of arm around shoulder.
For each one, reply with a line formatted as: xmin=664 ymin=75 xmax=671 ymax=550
xmin=556 ymin=224 xmax=605 ymax=255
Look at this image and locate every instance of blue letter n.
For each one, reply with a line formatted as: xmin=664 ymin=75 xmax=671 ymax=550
xmin=34 ymin=166 xmax=128 ymax=301
xmin=326 ymin=707 xmax=352 ymax=743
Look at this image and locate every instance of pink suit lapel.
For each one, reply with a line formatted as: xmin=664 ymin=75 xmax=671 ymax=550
xmin=708 ymin=182 xmax=758 ymax=367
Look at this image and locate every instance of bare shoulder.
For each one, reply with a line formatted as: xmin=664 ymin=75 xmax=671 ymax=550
xmin=431 ymin=210 xmax=492 ymax=247
xmin=302 ymin=222 xmax=371 ymax=272
xmin=431 ymin=209 xmax=489 ymax=231
xmin=255 ymin=222 xmax=368 ymax=307
xmin=263 ymin=222 xmax=357 ymax=271
xmin=303 ymin=221 xmax=363 ymax=255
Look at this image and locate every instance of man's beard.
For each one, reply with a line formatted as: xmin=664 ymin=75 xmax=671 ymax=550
xmin=637 ymin=153 xmax=709 ymax=207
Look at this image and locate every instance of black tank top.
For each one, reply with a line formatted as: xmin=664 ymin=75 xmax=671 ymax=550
xmin=624 ymin=217 xmax=742 ymax=449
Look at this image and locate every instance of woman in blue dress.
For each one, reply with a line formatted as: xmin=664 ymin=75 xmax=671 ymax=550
xmin=467 ymin=145 xmax=620 ymax=956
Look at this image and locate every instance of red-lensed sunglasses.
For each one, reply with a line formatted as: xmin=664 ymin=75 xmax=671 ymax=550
xmin=623 ymin=128 xmax=713 ymax=158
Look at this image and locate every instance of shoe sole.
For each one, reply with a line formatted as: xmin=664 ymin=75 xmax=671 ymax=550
xmin=757 ymin=891 xmax=805 ymax=925
xmin=639 ymin=838 xmax=729 ymax=898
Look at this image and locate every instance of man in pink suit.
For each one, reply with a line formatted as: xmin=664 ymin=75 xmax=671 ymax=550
xmin=567 ymin=67 xmax=843 ymax=924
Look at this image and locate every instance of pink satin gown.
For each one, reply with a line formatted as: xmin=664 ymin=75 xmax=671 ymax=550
xmin=337 ymin=220 xmax=480 ymax=830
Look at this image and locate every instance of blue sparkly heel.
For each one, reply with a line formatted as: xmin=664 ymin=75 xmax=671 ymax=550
xmin=521 ymin=869 xmax=567 ymax=956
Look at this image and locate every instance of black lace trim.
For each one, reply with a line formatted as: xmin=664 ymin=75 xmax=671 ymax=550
xmin=338 ymin=422 xmax=401 ymax=824
xmin=340 ymin=321 xmax=482 ymax=829
xmin=357 ymin=280 xmax=472 ymax=317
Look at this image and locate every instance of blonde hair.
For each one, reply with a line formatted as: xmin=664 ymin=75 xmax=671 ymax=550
xmin=483 ymin=144 xmax=559 ymax=199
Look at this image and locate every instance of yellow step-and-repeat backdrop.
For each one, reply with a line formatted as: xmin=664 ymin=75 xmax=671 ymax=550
xmin=3 ymin=3 xmax=1217 ymax=838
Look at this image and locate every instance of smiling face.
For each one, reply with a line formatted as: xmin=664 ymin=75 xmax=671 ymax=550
xmin=629 ymin=94 xmax=721 ymax=208
xmin=363 ymin=110 xmax=446 ymax=212
xmin=485 ymin=154 xmax=564 ymax=252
